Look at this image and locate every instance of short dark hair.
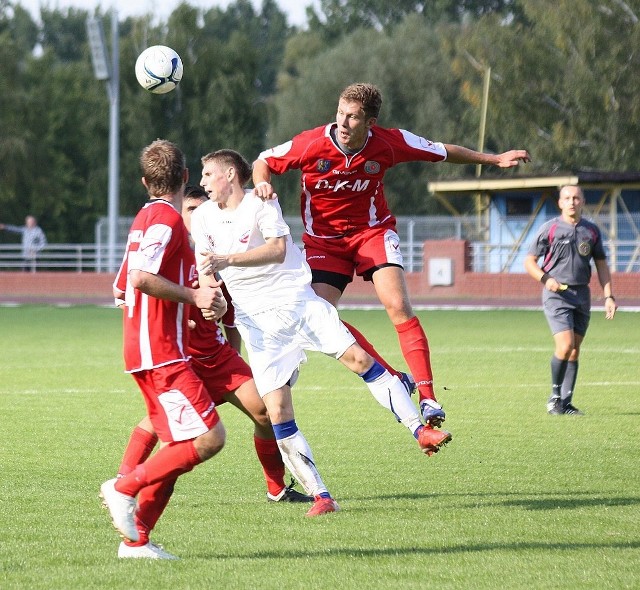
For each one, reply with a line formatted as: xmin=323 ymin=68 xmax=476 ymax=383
xmin=340 ymin=83 xmax=382 ymax=119
xmin=184 ymin=184 xmax=208 ymax=201
xmin=201 ymin=149 xmax=252 ymax=187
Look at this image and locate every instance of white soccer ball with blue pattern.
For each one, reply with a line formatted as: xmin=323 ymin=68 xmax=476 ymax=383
xmin=135 ymin=45 xmax=183 ymax=94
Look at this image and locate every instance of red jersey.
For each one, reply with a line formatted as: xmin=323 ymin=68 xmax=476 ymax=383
xmin=116 ymin=199 xmax=197 ymax=372
xmin=186 ymin=305 xmax=229 ymax=359
xmin=258 ymin=123 xmax=447 ymax=238
xmin=114 ymin=218 xmax=231 ymax=366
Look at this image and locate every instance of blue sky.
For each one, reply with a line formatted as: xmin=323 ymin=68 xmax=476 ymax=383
xmin=16 ymin=0 xmax=321 ymax=27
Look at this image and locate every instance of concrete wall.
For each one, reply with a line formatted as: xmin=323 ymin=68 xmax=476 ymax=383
xmin=326 ymin=240 xmax=639 ymax=306
xmin=1 ymin=240 xmax=638 ymax=307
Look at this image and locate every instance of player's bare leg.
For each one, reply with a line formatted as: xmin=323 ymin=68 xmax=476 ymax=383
xmin=312 ymin=282 xmax=416 ymax=396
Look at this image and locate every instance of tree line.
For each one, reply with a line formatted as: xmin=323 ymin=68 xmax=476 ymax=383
xmin=1 ymin=0 xmax=638 ymax=243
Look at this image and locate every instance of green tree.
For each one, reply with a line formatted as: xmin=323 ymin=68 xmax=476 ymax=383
xmin=267 ymin=16 xmax=465 ymax=215
xmin=307 ymin=0 xmax=521 ymax=40
xmin=453 ymin=0 xmax=640 ymax=173
xmin=20 ymin=44 xmax=110 ymax=242
xmin=0 ymin=3 xmax=38 ymax=230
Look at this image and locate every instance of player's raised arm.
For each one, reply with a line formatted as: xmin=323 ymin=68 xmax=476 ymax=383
xmin=252 ymin=159 xmax=277 ymax=200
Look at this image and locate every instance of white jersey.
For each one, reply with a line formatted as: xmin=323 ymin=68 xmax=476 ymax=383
xmin=190 ymin=191 xmax=315 ymax=317
xmin=190 ymin=190 xmax=356 ymax=395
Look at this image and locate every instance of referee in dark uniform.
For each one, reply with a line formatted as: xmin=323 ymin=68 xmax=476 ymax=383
xmin=525 ymin=185 xmax=617 ymax=415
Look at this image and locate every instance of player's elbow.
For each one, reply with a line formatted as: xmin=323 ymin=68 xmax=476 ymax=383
xmin=273 ymin=246 xmax=286 ymax=264
xmin=266 ymin=237 xmax=286 ymax=263
xmin=129 ymin=269 xmax=147 ymax=290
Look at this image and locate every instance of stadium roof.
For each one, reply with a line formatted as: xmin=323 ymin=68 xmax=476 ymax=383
xmin=428 ymin=171 xmax=640 ymax=194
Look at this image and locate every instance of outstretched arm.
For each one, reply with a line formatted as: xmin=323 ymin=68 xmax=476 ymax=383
xmin=0 ymin=224 xmax=24 ymax=235
xmin=444 ymin=144 xmax=531 ymax=168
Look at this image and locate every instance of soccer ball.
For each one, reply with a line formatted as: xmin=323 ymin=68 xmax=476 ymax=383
xmin=135 ymin=45 xmax=183 ymax=94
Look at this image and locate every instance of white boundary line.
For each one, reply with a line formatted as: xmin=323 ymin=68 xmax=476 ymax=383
xmin=338 ymin=304 xmax=640 ymax=313
xmin=1 ymin=301 xmax=640 ymax=312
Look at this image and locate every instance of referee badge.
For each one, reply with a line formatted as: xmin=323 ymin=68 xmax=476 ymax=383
xmin=578 ymin=241 xmax=591 ymax=256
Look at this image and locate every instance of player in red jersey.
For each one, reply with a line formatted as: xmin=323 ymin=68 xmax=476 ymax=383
xmin=218 ymin=281 xmax=242 ymax=352
xmin=113 ymin=187 xmax=312 ymax=558
xmin=253 ymin=82 xmax=531 ymax=428
xmin=100 ymin=140 xmax=229 ymax=560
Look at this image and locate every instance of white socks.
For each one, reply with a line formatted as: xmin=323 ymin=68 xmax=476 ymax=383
xmin=365 ymin=372 xmax=423 ymax=434
xmin=276 ymin=430 xmax=328 ymax=497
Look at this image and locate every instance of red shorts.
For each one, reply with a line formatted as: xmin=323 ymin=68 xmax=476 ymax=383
xmin=302 ymin=223 xmax=403 ymax=281
xmin=190 ymin=346 xmax=253 ymax=405
xmin=132 ymin=361 xmax=220 ymax=443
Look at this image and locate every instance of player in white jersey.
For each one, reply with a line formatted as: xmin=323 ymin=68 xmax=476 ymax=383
xmin=191 ymin=150 xmax=452 ymax=516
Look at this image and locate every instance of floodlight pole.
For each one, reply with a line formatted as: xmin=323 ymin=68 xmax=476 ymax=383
xmin=86 ymin=11 xmax=119 ymax=272
xmin=463 ymin=52 xmax=492 ymax=244
xmin=106 ymin=10 xmax=120 ymax=273
xmin=475 ymin=66 xmax=491 ymax=179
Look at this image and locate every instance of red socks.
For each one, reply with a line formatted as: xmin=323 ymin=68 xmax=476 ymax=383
xmin=125 ymin=478 xmax=178 ymax=547
xmin=115 ymin=440 xmax=201 ymax=498
xmin=343 ymin=316 xmax=437 ymax=402
xmin=118 ymin=426 xmax=158 ymax=476
xmin=254 ymin=435 xmax=286 ymax=496
xmin=395 ymin=316 xmax=436 ymax=402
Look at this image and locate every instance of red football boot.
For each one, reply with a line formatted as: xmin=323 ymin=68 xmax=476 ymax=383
xmin=305 ymin=497 xmax=340 ymax=517
xmin=417 ymin=426 xmax=452 ymax=456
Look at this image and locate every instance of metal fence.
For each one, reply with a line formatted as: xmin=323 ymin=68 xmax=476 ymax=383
xmin=0 ymin=243 xmax=107 ymax=272
xmin=1 ymin=215 xmax=638 ymax=273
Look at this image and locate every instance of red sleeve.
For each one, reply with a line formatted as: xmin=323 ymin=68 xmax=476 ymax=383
xmin=259 ymin=125 xmax=327 ymax=175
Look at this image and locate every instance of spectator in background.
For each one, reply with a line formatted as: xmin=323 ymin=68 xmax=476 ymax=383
xmin=0 ymin=215 xmax=47 ymax=272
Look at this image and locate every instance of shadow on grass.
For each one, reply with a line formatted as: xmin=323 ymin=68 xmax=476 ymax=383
xmin=498 ymin=496 xmax=640 ymax=510
xmin=341 ymin=490 xmax=640 ymax=511
xmin=200 ymin=539 xmax=640 ymax=561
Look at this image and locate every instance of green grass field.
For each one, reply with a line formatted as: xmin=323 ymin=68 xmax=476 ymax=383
xmin=0 ymin=304 xmax=638 ymax=589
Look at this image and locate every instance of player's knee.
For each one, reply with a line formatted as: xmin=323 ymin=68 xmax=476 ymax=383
xmin=253 ymin=407 xmax=271 ymax=429
xmin=341 ymin=345 xmax=372 ymax=374
xmin=195 ymin=422 xmax=226 ymax=460
xmin=385 ymin=300 xmax=413 ymax=323
xmin=555 ymin=345 xmax=573 ymax=359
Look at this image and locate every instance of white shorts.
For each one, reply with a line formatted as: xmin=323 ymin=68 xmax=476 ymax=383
xmin=235 ymin=298 xmax=356 ymax=396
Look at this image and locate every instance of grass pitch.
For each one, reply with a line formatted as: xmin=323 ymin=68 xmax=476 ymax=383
xmin=0 ymin=304 xmax=638 ymax=589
